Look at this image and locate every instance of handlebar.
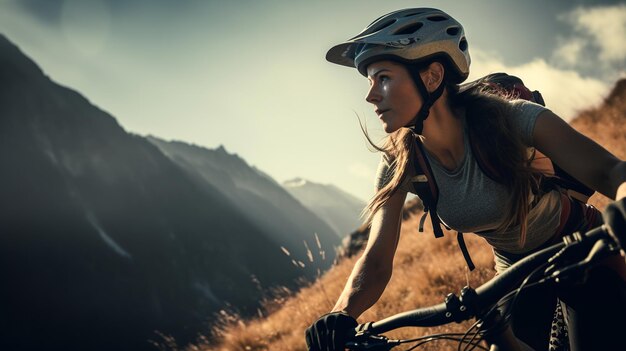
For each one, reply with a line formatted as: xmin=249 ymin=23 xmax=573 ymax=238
xmin=346 ymin=224 xmax=620 ymax=348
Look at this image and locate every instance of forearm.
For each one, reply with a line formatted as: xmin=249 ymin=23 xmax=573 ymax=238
xmin=332 ymin=255 xmax=393 ymax=319
xmin=331 ymin=188 xmax=405 ymax=319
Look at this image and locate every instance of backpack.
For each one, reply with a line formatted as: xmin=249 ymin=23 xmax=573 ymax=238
xmin=411 ymin=72 xmax=595 ymax=270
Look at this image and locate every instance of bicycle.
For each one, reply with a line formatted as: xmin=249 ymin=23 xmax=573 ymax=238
xmin=344 ymin=224 xmax=625 ymax=351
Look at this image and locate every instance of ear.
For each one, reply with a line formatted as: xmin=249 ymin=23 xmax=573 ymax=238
xmin=421 ymin=62 xmax=445 ymax=93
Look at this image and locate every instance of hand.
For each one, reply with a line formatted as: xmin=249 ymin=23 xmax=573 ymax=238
xmin=617 ymin=182 xmax=626 ymax=201
xmin=305 ymin=311 xmax=358 ymax=351
xmin=602 ymin=197 xmax=626 ymax=258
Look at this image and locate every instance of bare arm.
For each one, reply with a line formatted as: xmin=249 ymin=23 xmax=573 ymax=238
xmin=332 ymin=188 xmax=407 ymax=319
xmin=533 ymin=110 xmax=626 ymax=199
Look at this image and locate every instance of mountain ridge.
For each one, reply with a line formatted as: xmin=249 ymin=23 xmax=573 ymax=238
xmin=0 ymin=33 xmax=335 ymax=351
xmin=146 ymin=136 xmax=340 ymax=256
xmin=282 ymin=177 xmax=366 ymax=238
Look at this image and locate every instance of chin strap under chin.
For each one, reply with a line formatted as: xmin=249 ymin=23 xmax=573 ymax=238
xmin=405 ymin=65 xmax=446 ymax=134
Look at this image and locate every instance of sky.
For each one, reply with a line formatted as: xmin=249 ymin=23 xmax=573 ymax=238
xmin=1 ymin=0 xmax=625 ymax=203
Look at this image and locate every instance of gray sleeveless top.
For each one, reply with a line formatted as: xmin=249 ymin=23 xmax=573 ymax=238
xmin=375 ymin=100 xmax=562 ymax=257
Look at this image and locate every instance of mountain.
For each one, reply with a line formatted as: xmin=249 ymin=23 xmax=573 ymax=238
xmin=0 ymin=34 xmax=335 ymax=351
xmin=146 ymin=137 xmax=339 ymax=264
xmin=282 ymin=178 xmax=367 ymax=238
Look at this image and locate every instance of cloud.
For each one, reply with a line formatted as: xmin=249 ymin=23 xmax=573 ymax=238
xmin=469 ymin=49 xmax=610 ymax=121
xmin=11 ymin=0 xmax=64 ymax=25
xmin=466 ymin=5 xmax=626 ymax=121
xmin=552 ymin=4 xmax=626 ymax=78
xmin=567 ymin=4 xmax=626 ymax=63
xmin=11 ymin=0 xmax=183 ymax=25
xmin=553 ymin=38 xmax=586 ymax=67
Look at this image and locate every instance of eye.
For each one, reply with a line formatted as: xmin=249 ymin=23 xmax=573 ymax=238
xmin=368 ymin=74 xmax=391 ymax=86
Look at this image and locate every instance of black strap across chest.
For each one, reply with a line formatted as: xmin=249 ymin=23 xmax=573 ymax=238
xmin=411 ymin=137 xmax=476 ymax=270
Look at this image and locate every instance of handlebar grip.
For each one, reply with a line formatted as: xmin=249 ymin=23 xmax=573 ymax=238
xmin=603 ymin=198 xmax=626 ymax=253
xmin=361 ymin=302 xmax=449 ymax=335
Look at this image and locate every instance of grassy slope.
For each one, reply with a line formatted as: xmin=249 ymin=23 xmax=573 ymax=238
xmin=570 ymin=80 xmax=626 ymax=209
xmin=179 ymin=80 xmax=625 ymax=351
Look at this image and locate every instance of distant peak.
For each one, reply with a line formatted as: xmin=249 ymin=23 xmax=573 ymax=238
xmin=212 ymin=144 xmax=246 ymax=164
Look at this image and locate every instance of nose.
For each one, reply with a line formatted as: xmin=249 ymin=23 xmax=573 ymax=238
xmin=365 ymin=84 xmax=381 ymax=104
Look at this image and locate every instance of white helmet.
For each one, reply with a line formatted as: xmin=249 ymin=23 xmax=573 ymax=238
xmin=326 ymin=8 xmax=470 ymax=82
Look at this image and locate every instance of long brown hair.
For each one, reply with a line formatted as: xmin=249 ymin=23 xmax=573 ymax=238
xmin=361 ymin=77 xmax=540 ymax=246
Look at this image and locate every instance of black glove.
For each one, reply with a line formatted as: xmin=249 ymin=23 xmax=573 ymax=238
xmin=305 ymin=311 xmax=358 ymax=351
xmin=602 ymin=198 xmax=626 ymax=255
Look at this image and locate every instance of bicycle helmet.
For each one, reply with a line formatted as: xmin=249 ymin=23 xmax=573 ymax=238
xmin=326 ymin=8 xmax=471 ymax=133
xmin=326 ymin=8 xmax=470 ymax=82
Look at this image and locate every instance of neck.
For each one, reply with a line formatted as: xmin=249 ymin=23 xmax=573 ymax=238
xmin=421 ymin=96 xmax=464 ymax=150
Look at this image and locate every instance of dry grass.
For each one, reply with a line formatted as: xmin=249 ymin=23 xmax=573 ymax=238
xmin=569 ymin=82 xmax=626 ymax=209
xmin=177 ymin=213 xmax=495 ymax=351
xmin=175 ymin=80 xmax=625 ymax=351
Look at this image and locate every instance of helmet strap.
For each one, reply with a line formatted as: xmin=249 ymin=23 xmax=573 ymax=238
xmin=405 ymin=64 xmax=446 ymax=134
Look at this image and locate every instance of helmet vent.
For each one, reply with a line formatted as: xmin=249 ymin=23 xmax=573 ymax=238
xmin=395 ymin=22 xmax=424 ymax=35
xmin=446 ymin=27 xmax=460 ymax=36
xmin=427 ymin=15 xmax=448 ymax=22
xmin=369 ymin=19 xmax=397 ymax=34
xmin=459 ymin=37 xmax=468 ymax=51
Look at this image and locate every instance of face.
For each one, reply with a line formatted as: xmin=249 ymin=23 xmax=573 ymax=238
xmin=365 ymin=60 xmax=422 ymax=133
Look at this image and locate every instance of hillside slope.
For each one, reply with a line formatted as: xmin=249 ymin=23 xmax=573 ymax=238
xmin=187 ymin=78 xmax=626 ymax=351
xmin=570 ymin=78 xmax=626 ymax=209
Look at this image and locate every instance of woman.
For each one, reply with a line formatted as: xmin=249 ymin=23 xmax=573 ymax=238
xmin=306 ymin=7 xmax=626 ymax=351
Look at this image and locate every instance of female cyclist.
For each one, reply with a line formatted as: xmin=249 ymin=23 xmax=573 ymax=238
xmin=306 ymin=8 xmax=626 ymax=351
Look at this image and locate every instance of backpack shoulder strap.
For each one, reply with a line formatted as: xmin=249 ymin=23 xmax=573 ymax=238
xmin=456 ymin=232 xmax=476 ymax=271
xmin=412 ymin=137 xmax=476 ymax=271
xmin=411 ymin=137 xmax=444 ymax=238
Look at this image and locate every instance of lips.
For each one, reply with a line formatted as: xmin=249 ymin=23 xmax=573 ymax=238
xmin=375 ymin=108 xmax=390 ymax=116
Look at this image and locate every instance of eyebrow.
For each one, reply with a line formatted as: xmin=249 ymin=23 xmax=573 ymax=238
xmin=369 ymin=68 xmax=391 ymax=78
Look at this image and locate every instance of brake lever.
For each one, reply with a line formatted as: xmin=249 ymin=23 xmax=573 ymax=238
xmin=345 ymin=334 xmax=400 ymax=350
xmin=550 ymin=239 xmax=613 ymax=283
